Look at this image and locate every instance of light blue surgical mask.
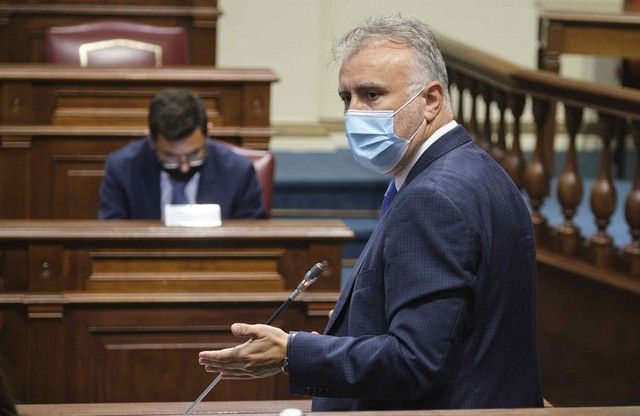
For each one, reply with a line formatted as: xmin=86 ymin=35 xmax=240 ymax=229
xmin=344 ymin=88 xmax=426 ymax=174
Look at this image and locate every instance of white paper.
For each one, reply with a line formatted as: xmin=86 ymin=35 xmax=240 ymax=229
xmin=163 ymin=204 xmax=222 ymax=227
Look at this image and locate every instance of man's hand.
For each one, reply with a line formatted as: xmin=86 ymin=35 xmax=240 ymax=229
xmin=198 ymin=323 xmax=288 ymax=379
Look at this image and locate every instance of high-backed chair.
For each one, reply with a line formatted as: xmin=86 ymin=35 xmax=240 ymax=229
xmin=44 ymin=20 xmax=187 ymax=67
xmin=216 ymin=140 xmax=275 ymax=218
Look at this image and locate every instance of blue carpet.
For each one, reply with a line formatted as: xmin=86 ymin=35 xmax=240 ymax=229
xmin=273 ymin=150 xmax=388 ymax=211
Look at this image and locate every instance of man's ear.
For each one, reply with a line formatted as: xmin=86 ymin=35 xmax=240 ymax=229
xmin=144 ymin=127 xmax=151 ymax=139
xmin=422 ymin=81 xmax=444 ymax=122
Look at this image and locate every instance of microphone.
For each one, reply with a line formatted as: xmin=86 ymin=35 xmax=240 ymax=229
xmin=266 ymin=261 xmax=328 ymax=325
xmin=183 ymin=260 xmax=328 ymax=416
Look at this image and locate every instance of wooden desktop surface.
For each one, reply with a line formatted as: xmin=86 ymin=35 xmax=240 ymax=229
xmin=15 ymin=401 xmax=640 ymax=416
xmin=538 ymin=11 xmax=640 ymax=71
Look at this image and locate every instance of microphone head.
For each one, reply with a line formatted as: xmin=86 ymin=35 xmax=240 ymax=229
xmin=303 ymin=260 xmax=328 ymax=284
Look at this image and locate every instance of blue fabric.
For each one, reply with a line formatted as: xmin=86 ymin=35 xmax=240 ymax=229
xmin=379 ymin=180 xmax=397 ymax=219
xmin=98 ymin=138 xmax=265 ymax=219
xmin=288 ymin=125 xmax=543 ymax=410
xmin=169 ymin=176 xmax=189 ymax=205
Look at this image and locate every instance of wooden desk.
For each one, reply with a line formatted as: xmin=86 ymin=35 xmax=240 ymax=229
xmin=538 ymin=11 xmax=640 ymax=72
xmin=0 ymin=220 xmax=353 ymax=404
xmin=15 ymin=401 xmax=640 ymax=416
xmin=0 ymin=125 xmax=273 ymax=219
xmin=0 ymin=65 xmax=277 ymax=220
xmin=0 ymin=0 xmax=220 ymax=65
xmin=0 ymin=65 xmax=277 ymax=149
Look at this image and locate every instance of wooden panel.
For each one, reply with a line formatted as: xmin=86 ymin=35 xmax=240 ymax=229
xmin=0 ymin=246 xmax=28 ymax=291
xmin=0 ymin=66 xmax=276 ymax=128
xmin=0 ymin=1 xmax=219 ymax=65
xmin=25 ymin=305 xmax=65 ymax=403
xmin=537 ymin=257 xmax=640 ymax=406
xmin=0 ymin=219 xmax=352 ymax=403
xmin=28 ymin=244 xmax=63 ymax=292
xmin=0 ymin=137 xmax=30 ymax=218
xmin=84 ymin=248 xmax=286 ymax=292
xmin=84 ymin=304 xmax=279 ymax=402
xmin=2 ymin=293 xmax=339 ymax=404
xmin=49 ymin=88 xmax=229 ymax=127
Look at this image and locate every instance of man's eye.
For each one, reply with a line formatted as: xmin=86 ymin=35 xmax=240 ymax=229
xmin=366 ymin=91 xmax=378 ymax=100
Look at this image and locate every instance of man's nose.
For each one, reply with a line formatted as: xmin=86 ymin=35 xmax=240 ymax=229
xmin=347 ymin=98 xmax=368 ymax=111
xmin=179 ymin=158 xmax=190 ymax=173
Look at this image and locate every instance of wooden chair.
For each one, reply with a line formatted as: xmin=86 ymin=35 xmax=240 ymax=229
xmin=44 ymin=20 xmax=187 ymax=67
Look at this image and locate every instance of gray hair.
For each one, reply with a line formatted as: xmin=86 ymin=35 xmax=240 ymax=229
xmin=332 ymin=15 xmax=450 ymax=102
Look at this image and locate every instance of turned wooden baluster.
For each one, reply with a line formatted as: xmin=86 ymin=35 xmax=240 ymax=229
xmin=503 ymin=93 xmax=526 ymax=188
xmin=455 ymin=72 xmax=467 ymax=128
xmin=447 ymin=66 xmax=456 ymax=109
xmin=468 ymin=78 xmax=480 ymax=142
xmin=478 ymin=82 xmax=492 ymax=151
xmin=556 ymin=104 xmax=584 ymax=255
xmin=623 ymin=120 xmax=640 ymax=277
xmin=588 ymin=113 xmax=617 ymax=268
xmin=525 ymin=97 xmax=551 ymax=245
xmin=490 ymin=89 xmax=507 ymax=164
xmin=447 ymin=68 xmax=455 ymax=117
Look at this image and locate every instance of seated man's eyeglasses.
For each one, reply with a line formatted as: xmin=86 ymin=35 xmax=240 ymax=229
xmin=157 ymin=147 xmax=207 ymax=170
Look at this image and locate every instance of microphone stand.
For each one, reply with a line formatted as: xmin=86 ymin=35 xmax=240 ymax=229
xmin=183 ymin=261 xmax=328 ymax=416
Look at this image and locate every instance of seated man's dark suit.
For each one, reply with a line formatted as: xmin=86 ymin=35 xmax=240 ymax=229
xmin=288 ymin=125 xmax=543 ymax=410
xmin=98 ymin=138 xmax=265 ymax=219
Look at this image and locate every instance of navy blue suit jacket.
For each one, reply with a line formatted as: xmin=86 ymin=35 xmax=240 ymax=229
xmin=288 ymin=126 xmax=542 ymax=410
xmin=98 ymin=138 xmax=265 ymax=219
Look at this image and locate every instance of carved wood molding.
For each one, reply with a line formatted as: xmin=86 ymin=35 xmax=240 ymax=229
xmin=27 ymin=303 xmax=63 ymax=319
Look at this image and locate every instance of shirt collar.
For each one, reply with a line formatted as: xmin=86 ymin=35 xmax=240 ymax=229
xmin=395 ymin=120 xmax=458 ymax=190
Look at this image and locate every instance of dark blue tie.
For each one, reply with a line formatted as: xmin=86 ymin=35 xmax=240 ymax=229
xmin=379 ymin=180 xmax=397 ymax=219
xmin=170 ymin=177 xmax=189 ymax=205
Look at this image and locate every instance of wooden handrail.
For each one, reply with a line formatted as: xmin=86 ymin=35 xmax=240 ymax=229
xmin=436 ymin=31 xmax=640 ymax=280
xmin=438 ymin=33 xmax=640 ymax=118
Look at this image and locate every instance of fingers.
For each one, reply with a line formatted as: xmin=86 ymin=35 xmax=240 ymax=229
xmin=230 ymin=322 xmax=254 ymax=337
xmin=198 ymin=323 xmax=288 ymax=380
xmin=230 ymin=323 xmax=271 ymax=340
xmin=329 ymin=309 xmax=334 ymax=319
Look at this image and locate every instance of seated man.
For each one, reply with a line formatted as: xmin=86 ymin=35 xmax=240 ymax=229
xmin=98 ymin=89 xmax=265 ymax=219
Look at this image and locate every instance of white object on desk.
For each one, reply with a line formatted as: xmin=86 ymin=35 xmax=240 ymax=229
xmin=163 ymin=204 xmax=222 ymax=227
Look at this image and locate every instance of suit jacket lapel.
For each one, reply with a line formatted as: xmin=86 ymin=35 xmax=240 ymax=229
xmin=323 ymin=224 xmax=382 ymax=333
xmin=405 ymin=125 xmax=471 ymax=187
xmin=196 ymin=140 xmax=217 ymax=202
xmin=141 ymin=139 xmax=161 ymax=219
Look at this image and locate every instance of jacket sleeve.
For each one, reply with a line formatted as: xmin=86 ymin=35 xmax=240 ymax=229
xmin=98 ymin=156 xmax=129 ymax=219
xmin=231 ymin=164 xmax=266 ymax=219
xmin=288 ymin=187 xmax=477 ymax=400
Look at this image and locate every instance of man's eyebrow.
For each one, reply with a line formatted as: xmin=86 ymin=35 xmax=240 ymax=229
xmin=354 ymin=82 xmax=386 ymax=93
xmin=339 ymin=82 xmax=387 ymax=96
xmin=162 ymin=148 xmax=202 ymax=158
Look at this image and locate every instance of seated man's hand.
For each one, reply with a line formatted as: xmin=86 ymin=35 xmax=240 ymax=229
xmin=198 ymin=323 xmax=288 ymax=379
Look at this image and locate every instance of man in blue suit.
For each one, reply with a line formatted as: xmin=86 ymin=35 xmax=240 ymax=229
xmin=98 ymin=89 xmax=265 ymax=220
xmin=197 ymin=16 xmax=542 ymax=410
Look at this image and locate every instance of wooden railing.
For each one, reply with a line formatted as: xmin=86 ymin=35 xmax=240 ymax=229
xmin=439 ymin=34 xmax=640 ymax=281
xmin=438 ymin=35 xmax=640 ymax=406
